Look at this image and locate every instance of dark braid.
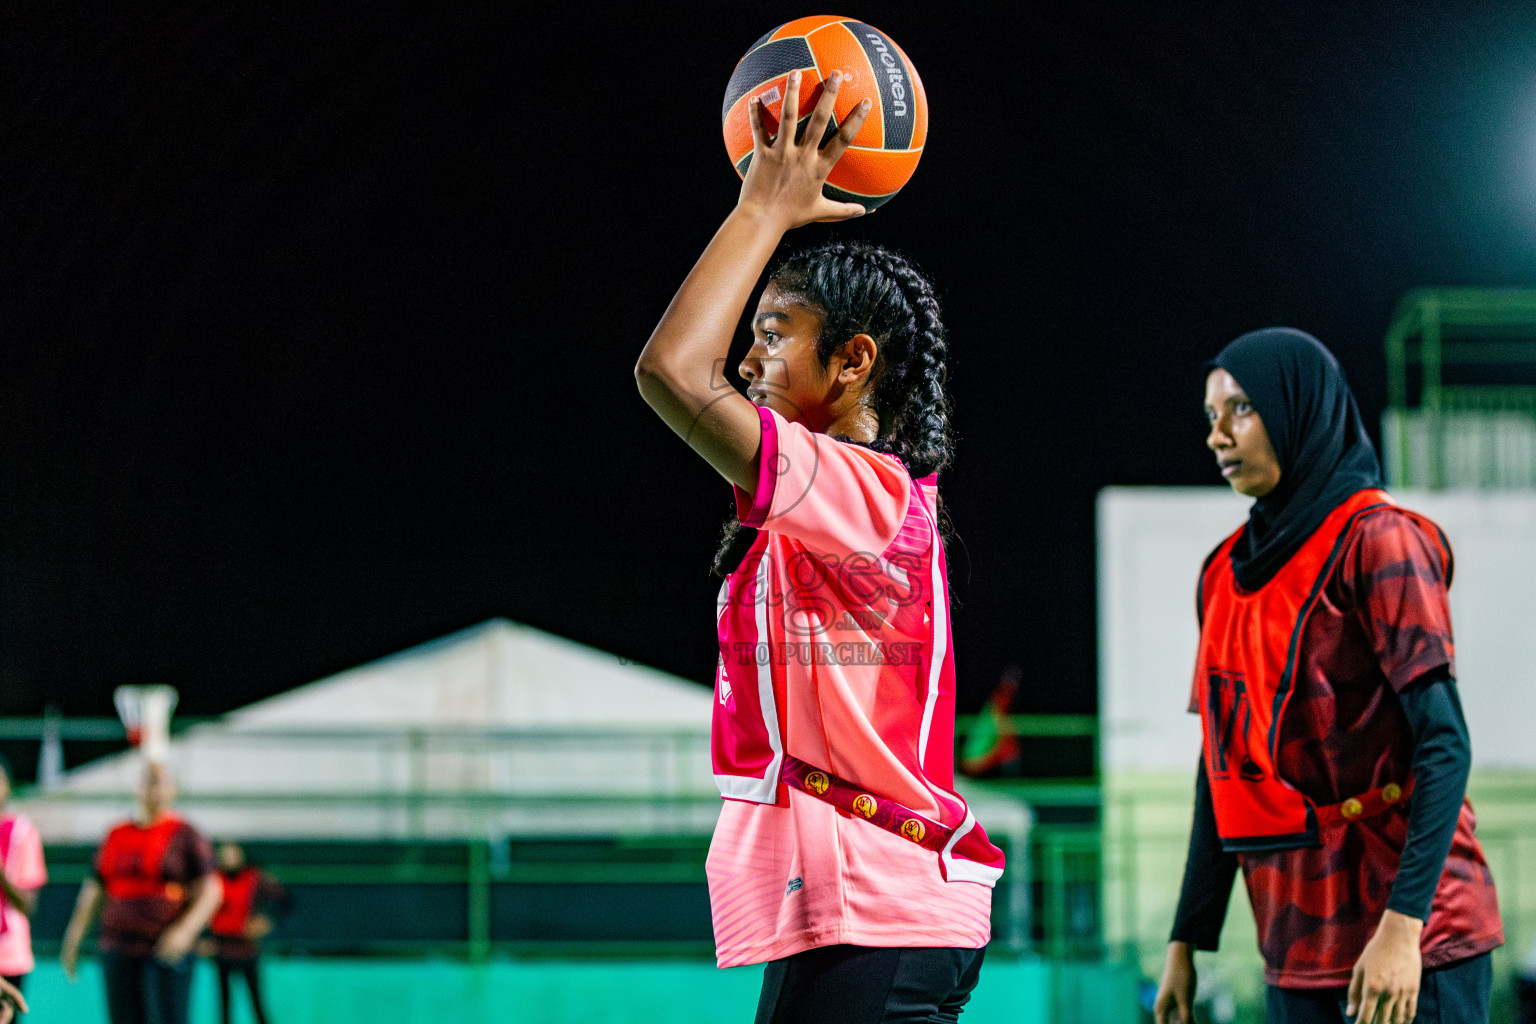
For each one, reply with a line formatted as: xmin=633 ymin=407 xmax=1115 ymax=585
xmin=773 ymin=241 xmax=953 ymax=477
xmin=711 ymin=241 xmax=955 ymax=576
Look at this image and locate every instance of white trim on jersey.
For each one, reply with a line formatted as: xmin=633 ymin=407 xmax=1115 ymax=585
xmin=712 ymin=554 xmax=783 ymax=804
xmin=916 ymin=492 xmax=945 ymax=768
xmin=907 ymin=488 xmax=1005 ymax=886
xmin=940 ymin=809 xmax=1007 ymax=885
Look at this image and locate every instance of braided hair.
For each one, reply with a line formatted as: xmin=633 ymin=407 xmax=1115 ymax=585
xmin=712 ymin=241 xmax=955 ymax=576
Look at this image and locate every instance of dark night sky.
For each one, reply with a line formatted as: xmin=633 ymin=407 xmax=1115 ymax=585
xmin=5 ymin=4 xmax=1536 ymax=726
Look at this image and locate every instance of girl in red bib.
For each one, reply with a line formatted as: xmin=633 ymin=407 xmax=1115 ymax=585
xmin=60 ymin=763 xmax=222 ymax=1024
xmin=636 ymin=69 xmax=1001 ymax=1023
xmin=1153 ymin=329 xmax=1503 ymax=1024
xmin=202 ymin=842 xmax=290 ymax=1024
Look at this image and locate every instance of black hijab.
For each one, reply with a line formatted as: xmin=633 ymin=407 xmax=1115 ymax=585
xmin=1208 ymin=327 xmax=1382 ymax=591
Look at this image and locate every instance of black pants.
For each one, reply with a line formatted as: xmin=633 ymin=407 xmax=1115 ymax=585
xmin=754 ymin=945 xmax=987 ymax=1024
xmin=1 ymin=975 xmax=24 ymax=1019
xmin=100 ymin=950 xmax=193 ymax=1024
xmin=216 ymin=956 xmax=270 ymax=1024
xmin=1265 ymin=951 xmax=1492 ymax=1024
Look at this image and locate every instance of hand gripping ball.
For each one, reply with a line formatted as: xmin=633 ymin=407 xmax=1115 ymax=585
xmin=721 ymin=16 xmax=928 ymax=211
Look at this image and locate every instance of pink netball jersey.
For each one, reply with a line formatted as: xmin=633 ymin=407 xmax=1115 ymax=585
xmin=707 ymin=406 xmax=1004 ymax=968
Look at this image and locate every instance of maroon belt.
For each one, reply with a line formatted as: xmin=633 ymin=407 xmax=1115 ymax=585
xmin=781 ymin=754 xmax=953 ymax=852
xmin=1315 ymin=778 xmax=1414 ymax=829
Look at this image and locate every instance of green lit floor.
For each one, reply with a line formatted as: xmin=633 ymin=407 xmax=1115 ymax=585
xmin=20 ymin=955 xmax=1140 ymax=1023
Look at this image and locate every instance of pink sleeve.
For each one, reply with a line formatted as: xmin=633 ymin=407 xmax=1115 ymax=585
xmin=734 ymin=407 xmax=910 ymax=556
xmin=732 ymin=405 xmax=781 ymax=528
xmin=8 ymin=820 xmax=46 ymax=889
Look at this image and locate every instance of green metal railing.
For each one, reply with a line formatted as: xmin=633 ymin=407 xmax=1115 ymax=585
xmin=1384 ymin=287 xmax=1536 ymax=488
xmin=37 ymin=835 xmax=721 ymax=961
xmin=1099 ymin=773 xmax=1536 ymax=1022
xmin=953 ymin=713 xmax=1099 ymax=774
xmin=955 ymin=713 xmax=1103 ymax=959
xmin=37 ymin=828 xmax=1043 ymax=962
xmin=10 ymin=713 xmax=1098 ymax=959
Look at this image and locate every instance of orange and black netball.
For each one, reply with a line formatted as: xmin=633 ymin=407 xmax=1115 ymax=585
xmin=721 ymin=16 xmax=928 ymax=211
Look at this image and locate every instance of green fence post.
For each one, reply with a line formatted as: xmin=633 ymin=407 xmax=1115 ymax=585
xmin=468 ymin=838 xmax=491 ymax=963
xmin=407 ymin=729 xmax=426 ymax=838
xmin=1422 ymin=294 xmax=1444 ymax=490
xmin=1118 ymin=793 xmax=1138 ymax=965
xmin=1047 ymin=833 xmax=1068 ymax=960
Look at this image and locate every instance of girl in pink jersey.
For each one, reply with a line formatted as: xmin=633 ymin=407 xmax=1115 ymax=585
xmin=636 ymin=70 xmax=1003 ymax=1023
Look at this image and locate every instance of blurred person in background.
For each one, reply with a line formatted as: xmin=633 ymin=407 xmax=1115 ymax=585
xmin=199 ymin=841 xmax=290 ymax=1024
xmin=0 ymin=756 xmax=46 ymax=1015
xmin=60 ymin=762 xmax=222 ymax=1024
xmin=959 ymin=667 xmax=1022 ymax=778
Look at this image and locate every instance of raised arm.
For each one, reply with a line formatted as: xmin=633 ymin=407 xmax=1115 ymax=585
xmin=634 ymin=70 xmax=869 ymax=490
